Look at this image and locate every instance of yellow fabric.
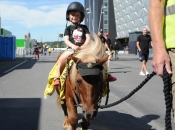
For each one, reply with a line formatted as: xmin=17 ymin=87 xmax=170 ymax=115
xmin=102 ymin=69 xmax=110 ymax=97
xmin=164 ymin=1 xmax=175 ymax=48
xmin=59 ymin=60 xmax=74 ymax=99
xmin=48 ymin=48 xmax=52 ymax=52
xmin=44 ymin=62 xmax=57 ymax=97
xmin=166 ymin=0 xmax=175 ymax=7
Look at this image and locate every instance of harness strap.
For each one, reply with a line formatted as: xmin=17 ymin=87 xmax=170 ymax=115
xmin=67 ymin=57 xmax=82 ymax=108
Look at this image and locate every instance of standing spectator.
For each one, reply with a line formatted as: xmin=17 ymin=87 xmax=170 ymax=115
xmin=34 ymin=42 xmax=39 ymax=60
xmin=136 ymin=27 xmax=152 ymax=76
xmin=149 ymin=0 xmax=174 ymax=122
xmin=113 ymin=39 xmax=119 ymax=60
xmin=105 ymin=32 xmax=112 ymax=69
xmin=110 ymin=45 xmax=114 ymax=59
xmin=48 ymin=48 xmax=52 ymax=56
xmin=98 ymin=29 xmax=117 ymax=81
xmin=43 ymin=44 xmax=47 ymax=56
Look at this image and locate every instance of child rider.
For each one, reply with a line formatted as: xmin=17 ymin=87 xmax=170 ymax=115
xmin=54 ymin=2 xmax=91 ymax=86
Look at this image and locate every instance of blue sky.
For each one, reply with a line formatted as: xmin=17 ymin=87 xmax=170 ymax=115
xmin=0 ymin=0 xmax=84 ymax=42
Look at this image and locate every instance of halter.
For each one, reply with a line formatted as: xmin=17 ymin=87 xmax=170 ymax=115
xmin=67 ymin=58 xmax=104 ymax=108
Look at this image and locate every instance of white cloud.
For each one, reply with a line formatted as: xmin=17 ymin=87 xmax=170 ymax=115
xmin=0 ymin=1 xmax=68 ymax=28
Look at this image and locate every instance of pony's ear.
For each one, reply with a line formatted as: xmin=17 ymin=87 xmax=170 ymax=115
xmin=96 ymin=55 xmax=109 ymax=64
xmin=70 ymin=55 xmax=81 ymax=63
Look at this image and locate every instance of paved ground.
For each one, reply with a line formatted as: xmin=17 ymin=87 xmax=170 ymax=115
xmin=0 ymin=52 xmax=175 ymax=130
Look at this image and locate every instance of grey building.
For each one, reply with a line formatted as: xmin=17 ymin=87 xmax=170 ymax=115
xmin=84 ymin=0 xmax=151 ymax=54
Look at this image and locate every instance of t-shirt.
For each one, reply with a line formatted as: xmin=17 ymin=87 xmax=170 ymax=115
xmin=106 ymin=38 xmax=112 ymax=50
xmin=98 ymin=35 xmax=106 ymax=44
xmin=113 ymin=43 xmax=119 ymax=50
xmin=137 ymin=34 xmax=151 ymax=52
xmin=34 ymin=44 xmax=39 ymax=52
xmin=64 ymin=24 xmax=90 ymax=46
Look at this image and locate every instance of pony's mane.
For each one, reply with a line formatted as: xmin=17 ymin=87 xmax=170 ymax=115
xmin=70 ymin=33 xmax=107 ymax=83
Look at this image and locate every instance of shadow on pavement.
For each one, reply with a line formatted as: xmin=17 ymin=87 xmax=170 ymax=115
xmin=109 ymin=71 xmax=131 ymax=74
xmin=111 ymin=57 xmax=152 ymax=61
xmin=0 ymin=57 xmax=36 ymax=77
xmin=112 ymin=67 xmax=131 ymax=70
xmin=88 ymin=111 xmax=159 ymax=130
xmin=0 ymin=98 xmax=41 ymax=130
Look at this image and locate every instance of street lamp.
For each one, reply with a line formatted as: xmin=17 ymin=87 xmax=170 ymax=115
xmin=86 ymin=7 xmax=94 ymax=31
xmin=98 ymin=5 xmax=106 ymax=32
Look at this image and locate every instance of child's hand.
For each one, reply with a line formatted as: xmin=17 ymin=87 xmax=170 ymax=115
xmin=74 ymin=46 xmax=80 ymax=51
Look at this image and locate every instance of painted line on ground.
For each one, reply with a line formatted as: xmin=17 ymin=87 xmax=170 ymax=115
xmin=3 ymin=59 xmax=28 ymax=74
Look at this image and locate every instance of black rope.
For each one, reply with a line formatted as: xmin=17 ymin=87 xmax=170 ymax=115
xmin=99 ymin=71 xmax=156 ymax=109
xmin=163 ymin=68 xmax=172 ymax=130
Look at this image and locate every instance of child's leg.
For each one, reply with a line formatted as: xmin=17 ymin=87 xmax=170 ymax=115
xmin=54 ymin=52 xmax=70 ymax=86
xmin=107 ymin=54 xmax=111 ymax=68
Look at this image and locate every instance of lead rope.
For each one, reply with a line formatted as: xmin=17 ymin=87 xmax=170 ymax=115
xmin=99 ymin=70 xmax=173 ymax=130
xmin=163 ymin=68 xmax=172 ymax=130
xmin=99 ymin=71 xmax=156 ymax=109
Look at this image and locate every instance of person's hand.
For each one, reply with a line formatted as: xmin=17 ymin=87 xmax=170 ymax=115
xmin=152 ymin=48 xmax=172 ymax=76
xmin=72 ymin=45 xmax=80 ymax=51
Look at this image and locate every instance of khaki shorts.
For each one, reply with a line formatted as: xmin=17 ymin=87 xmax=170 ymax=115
xmin=168 ymin=48 xmax=175 ymax=122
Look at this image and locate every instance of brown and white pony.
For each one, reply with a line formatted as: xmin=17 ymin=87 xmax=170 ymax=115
xmin=56 ymin=34 xmax=108 ymax=130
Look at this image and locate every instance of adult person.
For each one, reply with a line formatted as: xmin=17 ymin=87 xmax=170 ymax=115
xmin=48 ymin=48 xmax=52 ymax=56
xmin=105 ymin=32 xmax=112 ymax=69
xmin=136 ymin=27 xmax=152 ymax=76
xmin=33 ymin=42 xmax=39 ymax=60
xmin=43 ymin=44 xmax=47 ymax=56
xmin=149 ymin=0 xmax=174 ymax=122
xmin=113 ymin=38 xmax=119 ymax=60
xmin=98 ymin=29 xmax=117 ymax=81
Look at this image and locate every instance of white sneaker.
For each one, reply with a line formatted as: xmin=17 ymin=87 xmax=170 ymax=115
xmin=139 ymin=71 xmax=145 ymax=76
xmin=145 ymin=71 xmax=149 ymax=75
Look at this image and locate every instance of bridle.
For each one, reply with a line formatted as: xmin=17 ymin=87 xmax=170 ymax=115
xmin=66 ymin=59 xmax=104 ymax=108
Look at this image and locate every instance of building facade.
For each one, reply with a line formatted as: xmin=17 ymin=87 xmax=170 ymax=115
xmin=84 ymin=0 xmax=150 ymax=52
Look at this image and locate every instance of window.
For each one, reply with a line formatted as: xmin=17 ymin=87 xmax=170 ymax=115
xmin=103 ymin=15 xmax=108 ymax=20
xmin=104 ymin=20 xmax=108 ymax=24
xmin=104 ymin=2 xmax=108 ymax=7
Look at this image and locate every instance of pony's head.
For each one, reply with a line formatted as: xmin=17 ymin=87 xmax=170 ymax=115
xmin=66 ymin=34 xmax=109 ymax=120
xmin=69 ymin=54 xmax=108 ymax=120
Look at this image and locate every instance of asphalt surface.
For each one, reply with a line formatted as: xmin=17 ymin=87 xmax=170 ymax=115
xmin=0 ymin=52 xmax=175 ymax=130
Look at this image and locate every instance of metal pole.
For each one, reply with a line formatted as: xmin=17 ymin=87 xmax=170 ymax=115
xmin=98 ymin=5 xmax=102 ymax=31
xmin=91 ymin=19 xmax=94 ymax=31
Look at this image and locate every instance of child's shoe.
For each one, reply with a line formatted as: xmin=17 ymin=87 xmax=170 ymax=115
xmin=108 ymin=74 xmax=117 ymax=82
xmin=54 ymin=78 xmax=60 ymax=86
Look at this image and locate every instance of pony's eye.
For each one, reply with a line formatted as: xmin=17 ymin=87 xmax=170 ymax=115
xmin=76 ymin=79 xmax=82 ymax=85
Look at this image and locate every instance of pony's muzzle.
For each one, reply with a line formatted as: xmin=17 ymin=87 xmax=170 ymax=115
xmin=83 ymin=109 xmax=98 ymax=120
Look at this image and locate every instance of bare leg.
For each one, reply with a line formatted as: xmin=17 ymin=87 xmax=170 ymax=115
xmin=56 ymin=52 xmax=70 ymax=78
xmin=107 ymin=59 xmax=110 ymax=68
xmin=141 ymin=60 xmax=148 ymax=72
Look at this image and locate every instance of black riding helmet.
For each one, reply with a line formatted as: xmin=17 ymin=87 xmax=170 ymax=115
xmin=66 ymin=2 xmax=85 ymax=23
